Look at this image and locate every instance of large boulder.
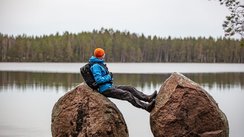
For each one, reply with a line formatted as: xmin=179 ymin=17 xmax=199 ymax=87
xmin=150 ymin=72 xmax=229 ymax=137
xmin=51 ymin=83 xmax=128 ymax=137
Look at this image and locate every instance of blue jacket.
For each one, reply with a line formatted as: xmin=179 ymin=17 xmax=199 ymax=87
xmin=89 ymin=56 xmax=112 ymax=93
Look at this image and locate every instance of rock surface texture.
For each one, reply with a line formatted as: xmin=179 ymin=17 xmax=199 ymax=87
xmin=51 ymin=83 xmax=128 ymax=137
xmin=150 ymin=72 xmax=229 ymax=137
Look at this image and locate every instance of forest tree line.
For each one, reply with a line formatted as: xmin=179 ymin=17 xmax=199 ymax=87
xmin=0 ymin=28 xmax=243 ymax=63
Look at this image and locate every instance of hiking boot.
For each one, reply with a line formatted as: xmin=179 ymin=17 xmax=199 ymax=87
xmin=147 ymin=90 xmax=157 ymax=102
xmin=146 ymin=99 xmax=156 ymax=112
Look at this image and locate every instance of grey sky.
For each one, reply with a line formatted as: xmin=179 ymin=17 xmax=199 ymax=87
xmin=0 ymin=0 xmax=233 ymax=38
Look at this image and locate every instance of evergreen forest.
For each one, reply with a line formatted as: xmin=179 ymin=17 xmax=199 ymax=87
xmin=0 ymin=28 xmax=243 ymax=63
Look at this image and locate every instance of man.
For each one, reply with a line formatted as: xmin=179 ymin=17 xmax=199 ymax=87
xmin=89 ymin=48 xmax=157 ymax=112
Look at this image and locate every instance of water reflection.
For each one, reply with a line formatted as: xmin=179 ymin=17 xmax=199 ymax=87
xmin=0 ymin=71 xmax=243 ymax=92
xmin=0 ymin=72 xmax=82 ymax=92
xmin=0 ymin=71 xmax=243 ymax=137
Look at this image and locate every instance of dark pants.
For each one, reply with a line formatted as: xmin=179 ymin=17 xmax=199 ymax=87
xmin=102 ymin=85 xmax=149 ymax=110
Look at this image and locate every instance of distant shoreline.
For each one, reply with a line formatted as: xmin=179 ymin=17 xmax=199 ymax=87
xmin=0 ymin=62 xmax=244 ymax=74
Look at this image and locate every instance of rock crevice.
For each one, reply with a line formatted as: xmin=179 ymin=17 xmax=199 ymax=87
xmin=51 ymin=83 xmax=128 ymax=137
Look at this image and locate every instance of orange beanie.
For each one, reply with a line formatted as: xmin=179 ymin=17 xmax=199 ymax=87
xmin=94 ymin=48 xmax=105 ymax=57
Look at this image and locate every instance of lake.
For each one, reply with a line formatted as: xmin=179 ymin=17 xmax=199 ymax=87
xmin=0 ymin=63 xmax=243 ymax=137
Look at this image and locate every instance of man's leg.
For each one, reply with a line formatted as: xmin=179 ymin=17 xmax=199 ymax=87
xmin=102 ymin=87 xmax=149 ymax=111
xmin=116 ymin=85 xmax=157 ymax=102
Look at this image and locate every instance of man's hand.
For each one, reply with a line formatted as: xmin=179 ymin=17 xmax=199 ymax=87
xmin=109 ymin=72 xmax=113 ymax=78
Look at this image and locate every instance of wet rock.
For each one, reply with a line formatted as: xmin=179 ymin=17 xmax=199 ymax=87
xmin=150 ymin=72 xmax=229 ymax=137
xmin=51 ymin=83 xmax=128 ymax=137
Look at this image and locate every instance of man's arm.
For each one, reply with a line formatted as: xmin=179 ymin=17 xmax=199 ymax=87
xmin=91 ymin=64 xmax=112 ymax=84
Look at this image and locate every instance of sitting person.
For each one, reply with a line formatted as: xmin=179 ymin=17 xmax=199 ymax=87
xmin=88 ymin=48 xmax=157 ymax=112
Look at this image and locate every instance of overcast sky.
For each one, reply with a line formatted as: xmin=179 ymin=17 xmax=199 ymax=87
xmin=0 ymin=0 xmax=234 ymax=38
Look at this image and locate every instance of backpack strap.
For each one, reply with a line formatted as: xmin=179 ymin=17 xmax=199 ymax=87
xmin=90 ymin=62 xmax=112 ymax=86
xmin=90 ymin=62 xmax=109 ymax=74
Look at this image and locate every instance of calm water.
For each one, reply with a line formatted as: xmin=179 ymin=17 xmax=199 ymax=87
xmin=0 ymin=63 xmax=244 ymax=137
